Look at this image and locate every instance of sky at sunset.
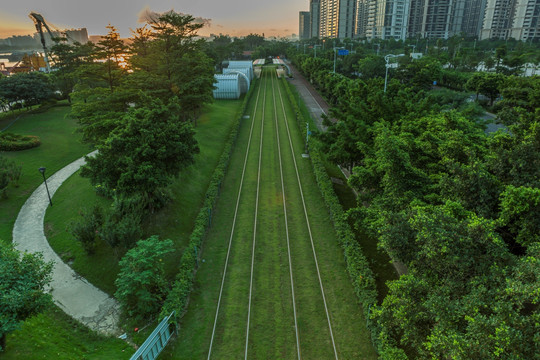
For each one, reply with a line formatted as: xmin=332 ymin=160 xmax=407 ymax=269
xmin=0 ymin=0 xmax=309 ymax=39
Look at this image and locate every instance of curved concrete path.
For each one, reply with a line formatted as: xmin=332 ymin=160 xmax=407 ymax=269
xmin=13 ymin=151 xmax=121 ymax=336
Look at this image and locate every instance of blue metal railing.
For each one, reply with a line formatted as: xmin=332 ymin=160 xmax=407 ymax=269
xmin=130 ymin=312 xmax=176 ymax=360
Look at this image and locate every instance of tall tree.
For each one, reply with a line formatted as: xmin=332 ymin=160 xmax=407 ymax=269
xmin=80 ymin=97 xmax=199 ymax=202
xmin=50 ymin=38 xmax=95 ymax=101
xmin=127 ymin=11 xmax=215 ymax=121
xmin=95 ymin=25 xmax=127 ymax=92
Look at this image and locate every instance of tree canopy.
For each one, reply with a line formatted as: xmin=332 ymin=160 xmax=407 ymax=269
xmin=0 ymin=245 xmax=53 ymax=351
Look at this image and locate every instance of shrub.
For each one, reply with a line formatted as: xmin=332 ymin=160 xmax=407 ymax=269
xmin=115 ymin=236 xmax=174 ymax=319
xmin=70 ymin=205 xmax=104 ymax=255
xmin=0 ymin=155 xmax=22 ymax=198
xmin=100 ymin=195 xmax=146 ymax=252
xmin=0 ymin=132 xmax=41 ymax=151
xmin=0 ymin=166 xmax=8 ymax=199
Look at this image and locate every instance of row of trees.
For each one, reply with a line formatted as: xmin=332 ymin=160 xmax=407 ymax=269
xmin=297 ymin=35 xmax=539 ymax=76
xmin=289 ymin=44 xmax=539 ymax=358
xmin=0 ymin=72 xmax=54 ymax=111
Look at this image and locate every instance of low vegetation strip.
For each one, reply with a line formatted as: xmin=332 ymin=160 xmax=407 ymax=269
xmin=274 ymin=72 xmax=338 ymax=359
xmin=281 ymin=78 xmax=399 ymax=355
xmin=160 ymin=85 xmax=255 ymax=321
xmin=207 ymin=71 xmax=264 ymax=359
xmin=0 ymin=132 xmax=41 ymax=151
xmin=271 ymin=70 xmax=301 ymax=359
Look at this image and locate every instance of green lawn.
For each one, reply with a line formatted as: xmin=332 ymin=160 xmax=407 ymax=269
xmin=167 ymin=67 xmax=377 ymax=359
xmin=2 ymin=305 xmax=131 ymax=359
xmin=0 ymin=104 xmax=92 ymax=242
xmin=1 ymin=105 xmax=129 ymax=358
xmin=43 ymin=99 xmax=243 ymax=295
xmin=44 ymin=172 xmax=117 ymax=294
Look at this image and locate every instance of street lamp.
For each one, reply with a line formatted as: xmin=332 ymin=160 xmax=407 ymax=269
xmin=384 ymin=54 xmax=405 ymax=93
xmin=314 ymin=44 xmax=322 ymax=58
xmin=333 ymin=46 xmax=345 ymax=73
xmin=39 ymin=167 xmax=53 ymax=207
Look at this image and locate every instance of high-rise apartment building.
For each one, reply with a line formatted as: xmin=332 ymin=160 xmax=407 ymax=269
xmin=407 ymin=0 xmax=425 ymax=38
xmin=420 ymin=0 xmax=465 ymax=38
xmin=366 ymin=0 xmax=410 ymax=40
xmin=510 ymin=0 xmax=540 ymax=40
xmin=303 ymin=0 xmax=537 ymax=40
xmin=338 ymin=0 xmax=358 ymax=38
xmin=318 ymin=0 xmax=358 ymax=38
xmin=408 ymin=0 xmax=482 ymax=39
xmin=300 ymin=11 xmax=311 ymax=39
xmin=310 ymin=0 xmax=321 ymax=38
xmin=462 ymin=0 xmax=488 ymax=37
xmin=319 ymin=0 xmax=339 ymax=37
xmin=355 ymin=0 xmax=370 ymax=37
xmin=481 ymin=0 xmax=539 ymax=40
xmin=481 ymin=0 xmax=518 ymax=39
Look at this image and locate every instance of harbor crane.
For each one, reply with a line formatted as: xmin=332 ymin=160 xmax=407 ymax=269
xmin=28 ymin=12 xmax=55 ymax=73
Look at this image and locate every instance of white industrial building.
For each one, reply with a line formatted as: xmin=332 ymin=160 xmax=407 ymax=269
xmin=213 ymin=60 xmax=255 ymax=99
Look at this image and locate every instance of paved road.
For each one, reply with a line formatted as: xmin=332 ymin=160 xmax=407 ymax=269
xmin=13 ymin=151 xmax=121 ymax=336
xmin=285 ymin=60 xmax=331 ymax=132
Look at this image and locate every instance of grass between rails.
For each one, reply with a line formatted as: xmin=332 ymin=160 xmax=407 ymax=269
xmin=43 ymin=99 xmax=243 ymax=295
xmin=167 ymin=68 xmax=377 ymax=359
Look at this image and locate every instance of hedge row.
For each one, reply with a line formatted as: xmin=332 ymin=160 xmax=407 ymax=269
xmin=282 ymin=78 xmax=401 ymax=356
xmin=160 ymin=87 xmax=255 ymax=321
xmin=0 ymin=132 xmax=41 ymax=151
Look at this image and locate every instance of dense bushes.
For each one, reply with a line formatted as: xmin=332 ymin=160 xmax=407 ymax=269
xmin=115 ymin=236 xmax=174 ymax=319
xmin=70 ymin=195 xmax=145 ymax=256
xmin=160 ymin=86 xmax=255 ymax=320
xmin=0 ymin=132 xmax=41 ymax=151
xmin=0 ymin=155 xmax=22 ymax=198
xmin=70 ymin=205 xmax=103 ymax=255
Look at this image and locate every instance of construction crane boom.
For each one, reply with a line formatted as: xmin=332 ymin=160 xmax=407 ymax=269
xmin=28 ymin=12 xmax=55 ymax=73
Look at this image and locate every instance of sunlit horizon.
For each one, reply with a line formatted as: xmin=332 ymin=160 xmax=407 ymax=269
xmin=0 ymin=2 xmax=304 ymax=40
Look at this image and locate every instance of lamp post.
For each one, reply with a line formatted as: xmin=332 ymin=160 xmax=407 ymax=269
xmin=333 ymin=47 xmax=344 ymax=73
xmin=314 ymin=44 xmax=322 ymax=58
xmin=39 ymin=167 xmax=53 ymax=207
xmin=384 ymin=54 xmax=405 ymax=93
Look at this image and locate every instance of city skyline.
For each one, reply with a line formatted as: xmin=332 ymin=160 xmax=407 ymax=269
xmin=0 ymin=0 xmax=309 ymax=39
